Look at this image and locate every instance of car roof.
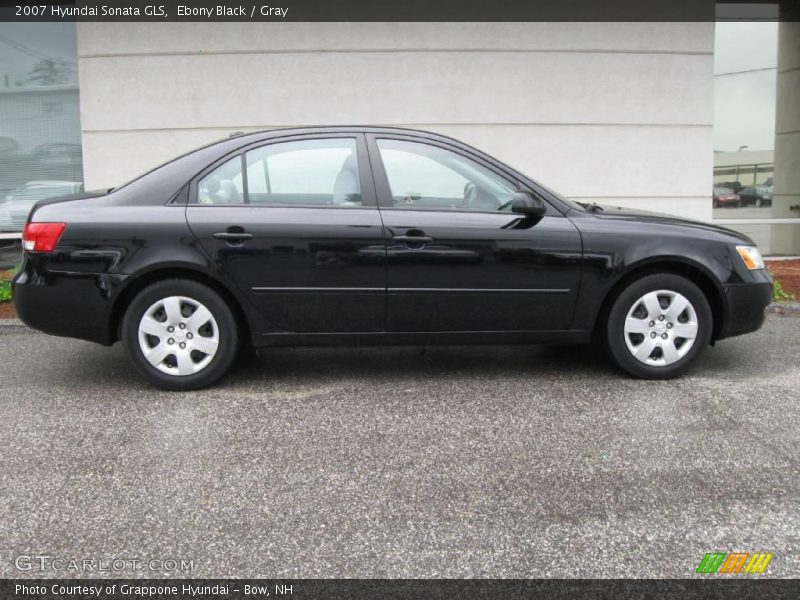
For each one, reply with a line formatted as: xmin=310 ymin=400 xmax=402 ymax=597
xmin=207 ymin=125 xmax=474 ymax=152
xmin=105 ymin=125 xmax=572 ymax=215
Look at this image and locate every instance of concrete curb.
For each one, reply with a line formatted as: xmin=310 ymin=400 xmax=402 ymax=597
xmin=767 ymin=302 xmax=800 ymax=314
xmin=0 ymin=318 xmax=25 ymax=327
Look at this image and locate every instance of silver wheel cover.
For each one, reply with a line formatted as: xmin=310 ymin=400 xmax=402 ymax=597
xmin=623 ymin=289 xmax=698 ymax=367
xmin=137 ymin=296 xmax=219 ymax=376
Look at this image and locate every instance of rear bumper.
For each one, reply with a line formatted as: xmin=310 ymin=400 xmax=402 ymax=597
xmin=718 ymin=277 xmax=773 ymax=340
xmin=12 ymin=260 xmax=122 ymax=346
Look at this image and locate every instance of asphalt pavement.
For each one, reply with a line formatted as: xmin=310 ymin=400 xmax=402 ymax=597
xmin=1 ymin=314 xmax=798 ymax=578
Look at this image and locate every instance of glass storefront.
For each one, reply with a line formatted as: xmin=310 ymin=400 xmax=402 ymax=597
xmin=0 ymin=22 xmax=82 ymax=248
xmin=713 ymin=17 xmax=800 ymax=255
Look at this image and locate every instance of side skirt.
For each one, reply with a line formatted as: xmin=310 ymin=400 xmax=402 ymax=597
xmin=254 ymin=330 xmax=592 ymax=348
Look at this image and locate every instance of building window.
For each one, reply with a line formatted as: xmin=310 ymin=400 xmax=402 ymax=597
xmin=711 ymin=15 xmax=799 ymax=256
xmin=0 ymin=22 xmax=82 ymax=242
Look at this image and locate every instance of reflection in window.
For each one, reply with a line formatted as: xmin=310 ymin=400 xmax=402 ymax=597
xmin=712 ymin=21 xmax=777 ymax=217
xmin=0 ymin=22 xmax=82 ymax=236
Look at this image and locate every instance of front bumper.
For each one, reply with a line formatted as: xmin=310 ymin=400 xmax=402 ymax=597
xmin=718 ymin=275 xmax=773 ymax=340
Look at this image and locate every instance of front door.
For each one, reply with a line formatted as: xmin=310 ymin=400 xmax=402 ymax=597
xmin=186 ymin=134 xmax=386 ymax=336
xmin=368 ymin=135 xmax=582 ymax=333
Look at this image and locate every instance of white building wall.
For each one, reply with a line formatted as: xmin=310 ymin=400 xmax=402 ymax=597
xmin=77 ymin=22 xmax=714 ymax=220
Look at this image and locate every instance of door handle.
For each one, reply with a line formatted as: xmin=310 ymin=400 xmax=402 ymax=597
xmin=213 ymin=232 xmax=253 ymax=243
xmin=393 ymin=235 xmax=434 ymax=244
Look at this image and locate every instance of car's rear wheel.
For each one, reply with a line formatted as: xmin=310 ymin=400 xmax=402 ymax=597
xmin=606 ymin=273 xmax=712 ymax=379
xmin=122 ymin=279 xmax=238 ymax=390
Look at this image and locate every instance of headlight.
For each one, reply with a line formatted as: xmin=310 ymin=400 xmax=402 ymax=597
xmin=736 ymin=245 xmax=765 ymax=270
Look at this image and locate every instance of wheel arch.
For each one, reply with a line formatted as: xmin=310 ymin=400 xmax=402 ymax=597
xmin=594 ymin=258 xmax=726 ymax=344
xmin=110 ymin=265 xmax=253 ymax=346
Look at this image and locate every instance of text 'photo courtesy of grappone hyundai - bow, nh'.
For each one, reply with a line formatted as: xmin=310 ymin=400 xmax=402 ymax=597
xmin=12 ymin=127 xmax=773 ymax=390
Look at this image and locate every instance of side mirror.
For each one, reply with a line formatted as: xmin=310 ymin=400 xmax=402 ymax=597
xmin=510 ymin=191 xmax=546 ymax=218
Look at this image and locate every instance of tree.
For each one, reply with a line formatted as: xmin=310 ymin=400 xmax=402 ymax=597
xmin=26 ymin=58 xmax=73 ymax=85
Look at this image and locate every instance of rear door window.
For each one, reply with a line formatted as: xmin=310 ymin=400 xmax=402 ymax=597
xmin=197 ymin=138 xmax=362 ymax=206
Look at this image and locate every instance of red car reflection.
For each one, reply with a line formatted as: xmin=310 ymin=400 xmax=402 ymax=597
xmin=713 ymin=187 xmax=741 ymax=208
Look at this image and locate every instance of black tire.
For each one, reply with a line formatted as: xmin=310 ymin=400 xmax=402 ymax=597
xmin=605 ymin=273 xmax=712 ymax=379
xmin=121 ymin=279 xmax=239 ymax=390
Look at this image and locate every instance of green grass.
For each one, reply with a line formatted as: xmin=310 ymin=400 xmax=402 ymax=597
xmin=0 ymin=270 xmax=13 ymax=303
xmin=773 ymin=277 xmax=795 ymax=303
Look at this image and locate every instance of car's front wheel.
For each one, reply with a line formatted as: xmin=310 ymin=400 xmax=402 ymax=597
xmin=606 ymin=273 xmax=712 ymax=379
xmin=122 ymin=279 xmax=239 ymax=390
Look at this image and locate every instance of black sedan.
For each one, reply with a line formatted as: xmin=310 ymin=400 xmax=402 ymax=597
xmin=738 ymin=185 xmax=773 ymax=208
xmin=13 ymin=127 xmax=772 ymax=390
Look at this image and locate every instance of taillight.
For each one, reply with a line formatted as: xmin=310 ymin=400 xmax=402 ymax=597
xmin=23 ymin=222 xmax=66 ymax=252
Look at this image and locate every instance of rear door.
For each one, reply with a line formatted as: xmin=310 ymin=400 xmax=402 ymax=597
xmin=186 ymin=134 xmax=387 ymax=336
xmin=368 ymin=134 xmax=582 ymax=333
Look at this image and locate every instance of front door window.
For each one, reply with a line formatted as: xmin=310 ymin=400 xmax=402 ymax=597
xmin=376 ymin=139 xmax=515 ymax=212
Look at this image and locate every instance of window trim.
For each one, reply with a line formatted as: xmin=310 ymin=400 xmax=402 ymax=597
xmin=188 ymin=133 xmax=378 ymax=209
xmin=365 ymin=133 xmax=557 ymax=217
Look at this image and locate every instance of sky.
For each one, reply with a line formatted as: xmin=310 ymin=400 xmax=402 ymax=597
xmin=713 ymin=21 xmax=779 ymax=153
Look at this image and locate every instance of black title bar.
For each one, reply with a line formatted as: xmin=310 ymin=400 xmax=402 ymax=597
xmin=3 ymin=579 xmax=800 ymax=600
xmin=3 ymin=0 xmax=787 ymax=23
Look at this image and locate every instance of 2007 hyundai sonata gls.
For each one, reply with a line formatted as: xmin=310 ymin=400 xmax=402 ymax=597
xmin=13 ymin=127 xmax=772 ymax=390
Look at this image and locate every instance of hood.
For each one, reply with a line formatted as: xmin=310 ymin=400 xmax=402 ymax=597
xmin=588 ymin=204 xmax=755 ymax=245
